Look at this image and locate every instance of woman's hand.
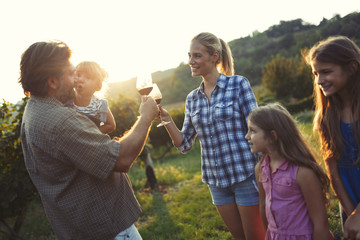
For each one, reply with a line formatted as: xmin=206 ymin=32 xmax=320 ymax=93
xmin=158 ymin=105 xmax=171 ymax=122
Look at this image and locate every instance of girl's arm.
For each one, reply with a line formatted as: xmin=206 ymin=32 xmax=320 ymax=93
xmin=255 ymin=162 xmax=267 ymax=231
xmin=297 ymin=166 xmax=329 ymax=240
xmin=325 ymin=157 xmax=355 ymax=215
xmin=159 ymin=105 xmax=183 ymax=146
xmin=98 ymin=107 xmax=116 ymax=134
xmin=343 ymin=203 xmax=360 ymax=239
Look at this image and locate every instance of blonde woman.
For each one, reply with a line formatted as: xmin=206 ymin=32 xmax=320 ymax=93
xmin=159 ymin=32 xmax=264 ymax=240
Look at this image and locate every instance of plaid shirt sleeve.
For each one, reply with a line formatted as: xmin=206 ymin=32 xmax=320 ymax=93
xmin=56 ymin=111 xmax=119 ymax=180
xmin=176 ymin=90 xmax=198 ymax=153
xmin=238 ymin=76 xmax=258 ymax=121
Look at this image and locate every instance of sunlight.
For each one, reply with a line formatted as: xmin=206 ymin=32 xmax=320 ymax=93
xmin=1 ymin=0 xmax=359 ymax=104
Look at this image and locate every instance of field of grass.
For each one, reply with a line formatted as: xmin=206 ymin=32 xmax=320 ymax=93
xmin=7 ymin=110 xmax=343 ymax=240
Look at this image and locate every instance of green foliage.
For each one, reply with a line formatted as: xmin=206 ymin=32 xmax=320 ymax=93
xmin=161 ymin=63 xmax=201 ymax=105
xmin=149 ymin=106 xmax=184 ymax=150
xmin=108 ymin=93 xmax=185 ymax=153
xmin=291 ymin=51 xmax=313 ymax=99
xmin=0 ymin=98 xmax=37 ymax=237
xmin=266 ymin=19 xmax=314 ymax=38
xmin=261 ymin=50 xmax=313 ymax=105
xmin=18 ymin=198 xmax=57 ymax=240
xmin=108 ymin=94 xmax=139 ymax=138
xmin=285 ymin=96 xmax=314 ymax=115
xmin=262 ymin=54 xmax=296 ymax=100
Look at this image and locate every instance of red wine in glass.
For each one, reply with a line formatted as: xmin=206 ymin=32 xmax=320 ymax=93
xmin=148 ymin=83 xmax=170 ymax=127
xmin=138 ymin=87 xmax=153 ymax=96
xmin=136 ymin=72 xmax=153 ymax=96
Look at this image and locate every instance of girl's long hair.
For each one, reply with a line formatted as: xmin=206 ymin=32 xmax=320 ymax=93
xmin=249 ymin=103 xmax=330 ymax=205
xmin=305 ymin=36 xmax=360 ymax=164
xmin=192 ymin=32 xmax=234 ymax=76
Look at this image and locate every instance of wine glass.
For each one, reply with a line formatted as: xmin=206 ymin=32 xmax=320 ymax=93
xmin=149 ymin=83 xmax=171 ymax=127
xmin=136 ymin=72 xmax=153 ymax=96
xmin=136 ymin=72 xmax=153 ymax=118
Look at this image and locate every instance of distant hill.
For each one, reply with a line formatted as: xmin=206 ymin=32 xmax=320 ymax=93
xmin=106 ymin=11 xmax=360 ymax=105
xmin=105 ymin=68 xmax=176 ymax=101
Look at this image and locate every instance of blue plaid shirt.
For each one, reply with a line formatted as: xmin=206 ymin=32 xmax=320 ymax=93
xmin=176 ymin=74 xmax=258 ymax=188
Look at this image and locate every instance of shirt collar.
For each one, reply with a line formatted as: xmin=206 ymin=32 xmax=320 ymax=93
xmin=261 ymin=154 xmax=289 ymax=173
xmin=196 ymin=73 xmax=227 ymax=95
xmin=31 ymin=95 xmax=65 ymax=106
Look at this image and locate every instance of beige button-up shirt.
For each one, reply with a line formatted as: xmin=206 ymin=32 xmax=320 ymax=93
xmin=21 ymin=96 xmax=141 ymax=240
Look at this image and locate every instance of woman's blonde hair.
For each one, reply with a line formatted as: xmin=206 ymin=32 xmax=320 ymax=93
xmin=192 ymin=32 xmax=234 ymax=76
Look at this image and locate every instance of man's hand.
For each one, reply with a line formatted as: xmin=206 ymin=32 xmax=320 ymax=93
xmin=139 ymin=96 xmax=158 ymax=122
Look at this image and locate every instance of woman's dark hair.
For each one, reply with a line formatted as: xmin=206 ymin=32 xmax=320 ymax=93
xmin=19 ymin=40 xmax=72 ymax=97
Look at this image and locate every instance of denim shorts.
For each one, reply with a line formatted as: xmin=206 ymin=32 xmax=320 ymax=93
xmin=208 ymin=174 xmax=259 ymax=206
xmin=114 ymin=224 xmax=142 ymax=240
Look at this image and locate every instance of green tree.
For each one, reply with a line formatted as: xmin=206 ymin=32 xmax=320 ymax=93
xmin=108 ymin=94 xmax=169 ymax=190
xmin=1 ymin=98 xmax=37 ymax=240
xmin=261 ymin=51 xmax=314 ymax=103
xmin=292 ymin=50 xmax=313 ymax=100
xmin=108 ymin=94 xmax=139 ymax=138
xmin=262 ymin=54 xmax=296 ymax=100
xmin=149 ymin=105 xmax=184 ymax=155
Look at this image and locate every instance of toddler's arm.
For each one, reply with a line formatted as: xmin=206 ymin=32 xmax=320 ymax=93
xmin=99 ymin=107 xmax=116 ymax=134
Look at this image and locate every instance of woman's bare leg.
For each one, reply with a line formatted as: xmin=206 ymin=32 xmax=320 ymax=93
xmin=237 ymin=204 xmax=265 ymax=240
xmin=216 ymin=203 xmax=265 ymax=240
xmin=216 ymin=203 xmax=246 ymax=240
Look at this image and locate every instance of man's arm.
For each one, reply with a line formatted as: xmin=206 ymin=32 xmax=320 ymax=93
xmin=114 ymin=96 xmax=158 ymax=172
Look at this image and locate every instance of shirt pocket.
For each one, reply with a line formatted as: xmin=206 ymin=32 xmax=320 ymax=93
xmin=214 ymin=101 xmax=234 ymax=121
xmin=273 ymin=177 xmax=297 ymax=198
xmin=259 ymin=174 xmax=270 ymax=192
xmin=258 ymin=174 xmax=268 ymax=183
xmin=190 ymin=109 xmax=202 ymax=128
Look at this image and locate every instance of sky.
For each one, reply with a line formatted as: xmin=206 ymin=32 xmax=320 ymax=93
xmin=0 ymin=0 xmax=359 ymax=104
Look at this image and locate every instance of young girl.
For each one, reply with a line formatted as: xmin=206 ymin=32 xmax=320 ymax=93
xmin=245 ymin=103 xmax=331 ymax=240
xmin=159 ymin=32 xmax=265 ymax=240
xmin=73 ymin=61 xmax=116 ymax=134
xmin=306 ymin=35 xmax=360 ymax=239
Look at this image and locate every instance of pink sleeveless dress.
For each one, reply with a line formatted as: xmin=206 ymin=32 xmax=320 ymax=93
xmin=259 ymin=155 xmax=313 ymax=240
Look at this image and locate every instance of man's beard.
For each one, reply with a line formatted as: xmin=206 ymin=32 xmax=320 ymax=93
xmin=56 ymin=82 xmax=75 ymax=104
